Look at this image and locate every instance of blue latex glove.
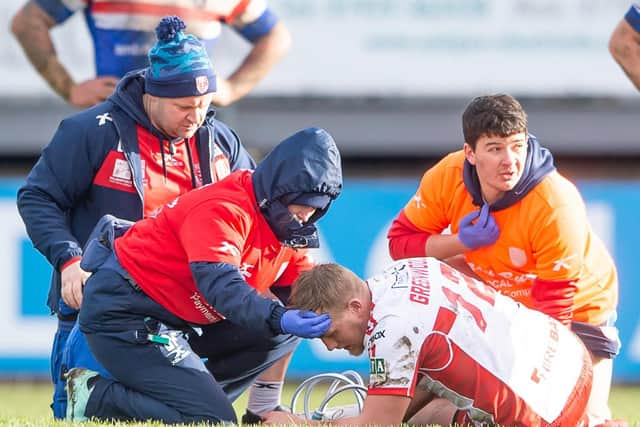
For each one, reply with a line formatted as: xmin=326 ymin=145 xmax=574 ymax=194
xmin=458 ymin=203 xmax=500 ymax=249
xmin=280 ymin=310 xmax=331 ymax=338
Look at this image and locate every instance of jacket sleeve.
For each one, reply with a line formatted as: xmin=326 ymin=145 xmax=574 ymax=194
xmin=16 ymin=113 xmax=111 ymax=270
xmin=269 ymin=249 xmax=315 ymax=305
xmin=213 ymin=118 xmax=256 ymax=171
xmin=190 ymin=261 xmax=286 ymax=335
xmin=273 ymin=249 xmax=314 ymax=287
xmin=531 ymin=278 xmax=578 ymax=325
xmin=388 ymin=157 xmax=457 ymax=260
xmin=387 ymin=210 xmax=431 ymax=260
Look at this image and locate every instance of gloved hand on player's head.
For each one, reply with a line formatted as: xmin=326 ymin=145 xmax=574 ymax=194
xmin=281 ymin=309 xmax=331 ymax=338
xmin=458 ymin=203 xmax=500 ymax=250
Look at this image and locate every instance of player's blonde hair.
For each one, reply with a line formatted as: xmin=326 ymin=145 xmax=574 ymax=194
xmin=291 ymin=263 xmax=362 ymax=313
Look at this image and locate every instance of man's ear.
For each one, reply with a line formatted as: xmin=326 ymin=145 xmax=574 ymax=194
xmin=347 ymin=298 xmax=363 ymax=313
xmin=463 ymin=142 xmax=476 ymax=165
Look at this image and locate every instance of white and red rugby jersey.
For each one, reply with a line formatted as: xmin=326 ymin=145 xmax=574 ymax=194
xmin=365 ymin=257 xmax=590 ymax=426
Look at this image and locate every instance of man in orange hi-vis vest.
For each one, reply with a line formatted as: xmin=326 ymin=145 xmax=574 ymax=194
xmin=387 ymin=94 xmax=623 ymax=427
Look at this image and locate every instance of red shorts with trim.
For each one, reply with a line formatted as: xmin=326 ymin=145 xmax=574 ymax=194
xmin=453 ymin=351 xmax=593 ymax=426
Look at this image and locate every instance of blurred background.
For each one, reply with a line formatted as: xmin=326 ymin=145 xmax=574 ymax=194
xmin=0 ymin=0 xmax=639 ymax=385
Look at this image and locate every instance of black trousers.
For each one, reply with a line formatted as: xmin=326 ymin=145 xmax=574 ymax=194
xmin=79 ymin=268 xmax=297 ymax=424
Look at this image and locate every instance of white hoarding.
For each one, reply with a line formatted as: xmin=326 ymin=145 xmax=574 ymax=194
xmin=0 ymin=0 xmax=636 ymax=97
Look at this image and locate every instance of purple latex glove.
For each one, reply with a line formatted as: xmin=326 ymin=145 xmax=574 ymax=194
xmin=458 ymin=204 xmax=500 ymax=249
xmin=281 ymin=309 xmax=331 ymax=338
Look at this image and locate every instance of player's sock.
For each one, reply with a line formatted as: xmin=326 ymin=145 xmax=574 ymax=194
xmin=246 ymin=380 xmax=283 ymax=415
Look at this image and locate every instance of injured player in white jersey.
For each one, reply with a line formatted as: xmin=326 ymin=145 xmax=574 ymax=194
xmin=264 ymin=258 xmax=594 ymax=427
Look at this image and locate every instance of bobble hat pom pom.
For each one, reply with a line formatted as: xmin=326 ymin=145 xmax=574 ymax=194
xmin=144 ymin=15 xmax=217 ymax=98
xmin=155 ymin=16 xmax=187 ymax=42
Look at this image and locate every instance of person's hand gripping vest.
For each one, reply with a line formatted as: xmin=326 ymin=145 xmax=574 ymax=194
xmin=458 ymin=203 xmax=500 ymax=250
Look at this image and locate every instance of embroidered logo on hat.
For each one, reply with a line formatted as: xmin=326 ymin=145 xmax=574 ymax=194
xmin=144 ymin=16 xmax=217 ymax=98
xmin=195 ymin=76 xmax=209 ymax=94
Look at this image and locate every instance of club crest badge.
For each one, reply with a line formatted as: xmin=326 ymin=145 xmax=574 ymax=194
xmin=508 ymin=246 xmax=527 ymax=268
xmin=195 ymin=75 xmax=209 ymax=94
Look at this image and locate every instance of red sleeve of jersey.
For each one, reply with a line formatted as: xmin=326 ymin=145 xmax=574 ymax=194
xmin=531 ymin=277 xmax=578 ymax=325
xmin=273 ymin=249 xmax=315 ymax=287
xmin=387 ymin=210 xmax=431 ymax=260
xmin=178 ymin=201 xmax=249 ymax=266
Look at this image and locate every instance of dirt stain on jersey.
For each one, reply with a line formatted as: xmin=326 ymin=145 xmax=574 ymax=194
xmin=382 ymin=336 xmax=415 ymax=386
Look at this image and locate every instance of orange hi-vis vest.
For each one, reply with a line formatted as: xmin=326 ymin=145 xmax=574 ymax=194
xmin=398 ymin=150 xmax=618 ymax=326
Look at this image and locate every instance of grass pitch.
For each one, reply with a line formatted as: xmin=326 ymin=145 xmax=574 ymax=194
xmin=0 ymin=381 xmax=639 ymax=426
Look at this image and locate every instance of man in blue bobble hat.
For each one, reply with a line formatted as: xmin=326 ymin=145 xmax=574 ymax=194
xmin=23 ymin=16 xmax=341 ymax=425
xmin=17 ymin=15 xmax=257 ymax=419
xmin=145 ymin=16 xmax=217 ymax=97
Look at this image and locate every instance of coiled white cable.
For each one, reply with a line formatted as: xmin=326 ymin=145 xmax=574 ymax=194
xmin=290 ymin=370 xmax=368 ymax=420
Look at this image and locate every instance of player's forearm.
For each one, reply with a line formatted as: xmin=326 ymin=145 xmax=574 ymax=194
xmin=226 ymin=22 xmax=291 ymax=102
xmin=11 ymin=2 xmax=74 ymax=100
xmin=425 ymin=233 xmax=468 ymax=260
xmin=609 ymin=21 xmax=640 ymax=91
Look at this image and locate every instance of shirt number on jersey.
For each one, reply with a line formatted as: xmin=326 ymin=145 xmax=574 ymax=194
xmin=441 ymin=287 xmax=488 ymax=332
xmin=438 ymin=262 xmax=497 ymax=333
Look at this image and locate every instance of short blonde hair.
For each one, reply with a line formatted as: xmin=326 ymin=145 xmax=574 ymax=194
xmin=291 ymin=264 xmax=361 ymax=313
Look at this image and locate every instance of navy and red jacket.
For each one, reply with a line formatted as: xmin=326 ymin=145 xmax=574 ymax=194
xmin=99 ymin=127 xmax=343 ymax=336
xmin=17 ymin=71 xmax=255 ymax=313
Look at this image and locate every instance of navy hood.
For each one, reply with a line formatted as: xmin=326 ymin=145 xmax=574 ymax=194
xmin=108 ymin=70 xmax=158 ymax=133
xmin=463 ymin=135 xmax=556 ymax=211
xmin=252 ymin=127 xmax=342 ymax=248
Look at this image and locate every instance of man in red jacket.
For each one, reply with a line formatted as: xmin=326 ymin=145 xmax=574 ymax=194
xmin=66 ymin=127 xmax=342 ymax=424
